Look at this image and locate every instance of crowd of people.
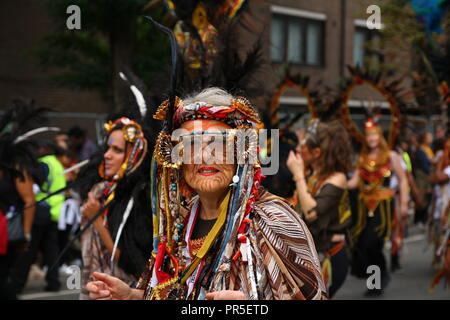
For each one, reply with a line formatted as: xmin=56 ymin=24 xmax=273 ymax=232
xmin=279 ymin=118 xmax=450 ymax=297
xmin=0 ymin=89 xmax=449 ymax=301
xmin=0 ymin=105 xmax=99 ymax=299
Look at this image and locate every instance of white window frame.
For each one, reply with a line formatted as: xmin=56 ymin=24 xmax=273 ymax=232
xmin=348 ymin=100 xmax=390 ymax=109
xmin=271 ymin=5 xmax=327 ymax=21
xmin=279 ymin=97 xmax=390 ymax=109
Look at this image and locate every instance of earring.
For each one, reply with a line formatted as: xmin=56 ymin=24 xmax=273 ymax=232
xmin=230 ymin=166 xmax=240 ymax=186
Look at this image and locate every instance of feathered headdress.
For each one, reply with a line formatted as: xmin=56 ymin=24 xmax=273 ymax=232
xmin=0 ymin=98 xmax=56 ymax=184
xmin=141 ymin=8 xmax=267 ymax=298
xmin=338 ymin=66 xmax=408 ymax=148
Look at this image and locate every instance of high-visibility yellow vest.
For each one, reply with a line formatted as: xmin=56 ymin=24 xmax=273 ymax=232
xmin=35 ymin=155 xmax=66 ymax=222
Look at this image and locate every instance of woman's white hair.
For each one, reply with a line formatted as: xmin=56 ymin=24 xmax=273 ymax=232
xmin=183 ymin=87 xmax=233 ymax=107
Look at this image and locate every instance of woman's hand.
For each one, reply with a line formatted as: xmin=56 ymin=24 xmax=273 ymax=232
xmin=82 ymin=191 xmax=102 ymax=220
xmin=287 ymin=151 xmax=305 ymax=181
xmin=205 ymin=290 xmax=247 ymax=300
xmin=85 ymin=272 xmax=133 ymax=300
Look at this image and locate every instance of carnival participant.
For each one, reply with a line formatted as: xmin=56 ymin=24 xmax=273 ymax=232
xmin=347 ymin=119 xmax=408 ymax=296
xmin=389 ymin=139 xmax=412 ymax=273
xmin=429 ymin=135 xmax=450 ymax=290
xmin=10 ymin=140 xmax=66 ymax=293
xmin=414 ymin=131 xmax=434 ymax=225
xmin=0 ymin=100 xmax=46 ymax=299
xmin=86 ymin=88 xmax=326 ymax=300
xmin=79 ymin=117 xmax=152 ymax=299
xmin=287 ymin=119 xmax=353 ymax=298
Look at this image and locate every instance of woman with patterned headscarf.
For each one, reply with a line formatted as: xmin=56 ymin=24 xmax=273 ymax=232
xmin=85 ymin=87 xmax=326 ymax=300
xmin=79 ymin=117 xmax=152 ymax=299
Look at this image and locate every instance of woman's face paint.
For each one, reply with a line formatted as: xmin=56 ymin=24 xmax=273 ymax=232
xmin=181 ymin=120 xmax=235 ymax=194
xmin=104 ymin=130 xmax=126 ymax=178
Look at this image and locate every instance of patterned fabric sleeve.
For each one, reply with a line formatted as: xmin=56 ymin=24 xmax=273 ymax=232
xmin=252 ymin=195 xmax=327 ymax=300
xmin=136 ymin=257 xmax=154 ymax=293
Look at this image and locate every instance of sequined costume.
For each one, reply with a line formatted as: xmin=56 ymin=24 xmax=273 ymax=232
xmin=350 ymin=149 xmax=394 ymax=281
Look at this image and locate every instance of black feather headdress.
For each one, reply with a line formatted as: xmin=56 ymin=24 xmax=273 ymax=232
xmin=0 ymin=98 xmax=53 ymax=186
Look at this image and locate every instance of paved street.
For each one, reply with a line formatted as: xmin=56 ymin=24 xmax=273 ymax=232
xmin=334 ymin=231 xmax=449 ymax=300
xmin=18 ymin=227 xmax=449 ymax=300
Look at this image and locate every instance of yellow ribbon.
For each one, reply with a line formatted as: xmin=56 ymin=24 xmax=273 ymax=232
xmin=181 ymin=190 xmax=231 ymax=284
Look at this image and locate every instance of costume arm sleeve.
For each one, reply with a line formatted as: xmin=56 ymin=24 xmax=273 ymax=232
xmin=307 ymin=184 xmax=344 ymax=234
xmin=254 ymin=199 xmax=326 ymax=300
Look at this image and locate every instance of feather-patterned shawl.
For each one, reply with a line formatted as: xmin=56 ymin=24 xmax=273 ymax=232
xmin=137 ymin=190 xmax=327 ymax=300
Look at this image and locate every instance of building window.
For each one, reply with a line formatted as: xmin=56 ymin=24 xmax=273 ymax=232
xmin=353 ymin=27 xmax=382 ymax=68
xmin=271 ymin=17 xmax=285 ymax=62
xmin=271 ymin=14 xmax=325 ymax=66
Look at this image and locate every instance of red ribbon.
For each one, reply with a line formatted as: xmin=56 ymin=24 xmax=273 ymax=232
xmin=154 ymin=241 xmax=172 ymax=284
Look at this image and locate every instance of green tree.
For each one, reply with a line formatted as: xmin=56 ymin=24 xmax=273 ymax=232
xmin=34 ymin=0 xmax=171 ymax=112
xmin=381 ymin=0 xmax=450 ymax=119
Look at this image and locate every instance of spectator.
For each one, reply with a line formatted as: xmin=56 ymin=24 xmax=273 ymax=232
xmin=0 ymin=101 xmax=46 ymax=300
xmin=68 ymin=126 xmax=98 ymax=162
xmin=55 ymin=132 xmax=70 ymax=151
xmin=414 ymin=131 xmax=434 ymax=225
xmin=10 ymin=140 xmax=66 ymax=293
xmin=432 ymin=124 xmax=446 ymax=154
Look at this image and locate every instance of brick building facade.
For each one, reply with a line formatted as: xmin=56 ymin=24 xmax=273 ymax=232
xmin=1 ymin=1 xmax=430 ymax=138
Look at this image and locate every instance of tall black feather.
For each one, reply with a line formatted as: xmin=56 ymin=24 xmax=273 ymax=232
xmin=144 ymin=15 xmax=179 ymax=131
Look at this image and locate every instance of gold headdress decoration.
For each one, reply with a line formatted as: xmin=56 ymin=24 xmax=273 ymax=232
xmin=266 ymin=69 xmax=326 ymax=156
xmin=147 ymin=92 xmax=264 ymax=300
xmin=269 ymin=72 xmax=319 ymax=128
xmin=338 ymin=66 xmax=405 ymax=148
xmin=100 ymin=117 xmax=148 ymax=180
xmin=153 ymin=96 xmax=261 ymax=169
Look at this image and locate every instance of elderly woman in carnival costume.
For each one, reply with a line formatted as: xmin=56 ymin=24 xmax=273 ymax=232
xmin=86 ymin=88 xmax=326 ymax=300
xmin=80 ymin=117 xmax=152 ymax=299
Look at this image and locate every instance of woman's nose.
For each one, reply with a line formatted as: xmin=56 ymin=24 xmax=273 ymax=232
xmin=104 ymin=149 xmax=112 ymax=160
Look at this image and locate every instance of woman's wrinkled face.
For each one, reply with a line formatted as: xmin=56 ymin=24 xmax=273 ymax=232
xmin=181 ymin=120 xmax=235 ymax=194
xmin=104 ymin=130 xmax=126 ymax=178
xmin=366 ymin=130 xmax=381 ymax=150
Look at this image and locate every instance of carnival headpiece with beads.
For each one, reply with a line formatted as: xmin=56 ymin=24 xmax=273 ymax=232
xmin=147 ymin=90 xmax=265 ymax=300
xmin=142 ymin=11 xmax=266 ymax=299
xmin=99 ymin=117 xmax=148 ymax=181
xmin=154 ymin=96 xmax=261 ymax=129
xmin=153 ymin=95 xmax=262 ymax=169
xmin=364 ymin=106 xmax=383 ymax=135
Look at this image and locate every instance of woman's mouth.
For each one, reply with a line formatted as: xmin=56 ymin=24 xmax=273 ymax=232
xmin=198 ymin=166 xmax=220 ymax=176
